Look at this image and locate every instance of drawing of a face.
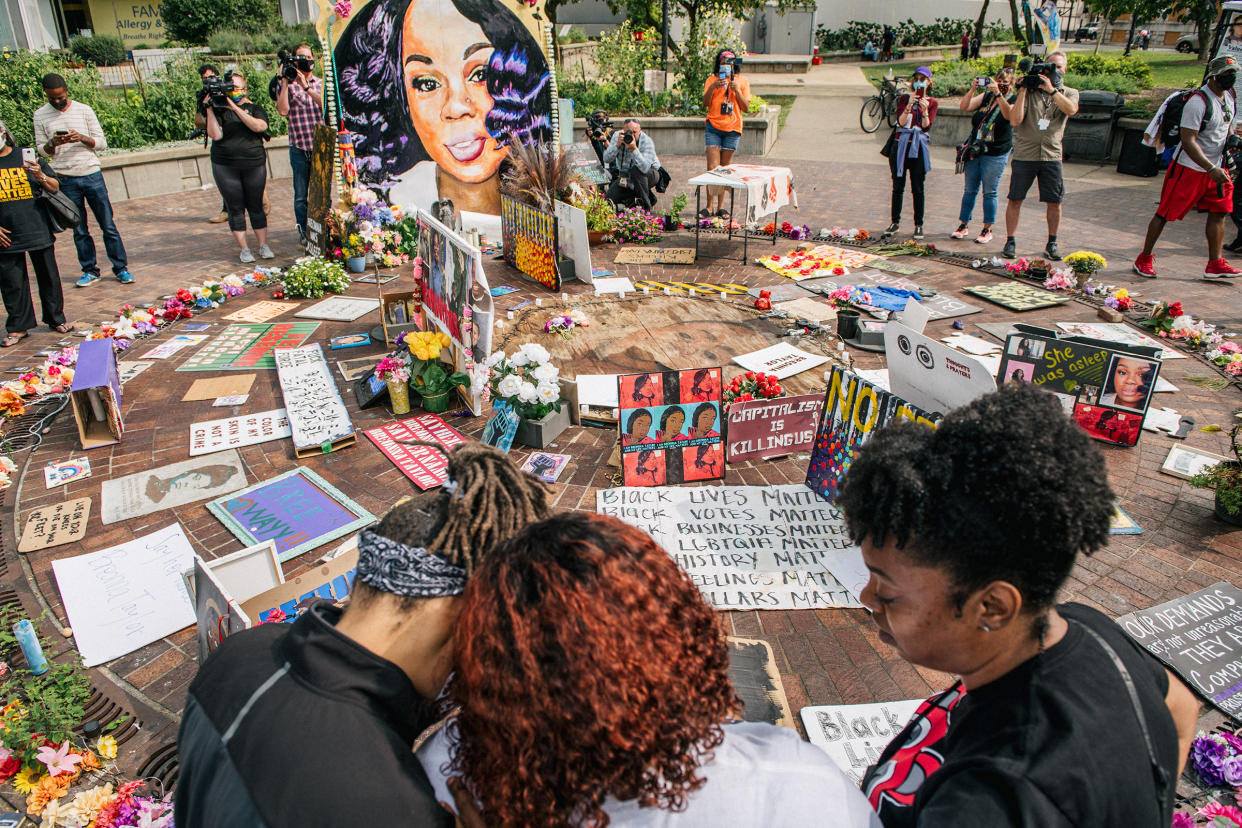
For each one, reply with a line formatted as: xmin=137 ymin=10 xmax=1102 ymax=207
xmin=661 ymin=407 xmax=684 ymax=438
xmin=627 ymin=409 xmax=652 ymax=442
xmin=1110 ymin=358 xmax=1152 ymax=408
xmin=402 ymin=0 xmax=507 ymax=184
xmin=692 ymin=404 xmax=717 ymax=437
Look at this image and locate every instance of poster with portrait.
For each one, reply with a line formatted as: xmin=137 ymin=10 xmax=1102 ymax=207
xmin=617 ymin=368 xmax=724 ymax=487
xmin=305 ymin=123 xmax=335 ymax=256
xmin=995 ymin=324 xmax=1162 ymax=448
xmin=326 ymin=0 xmax=557 ymax=219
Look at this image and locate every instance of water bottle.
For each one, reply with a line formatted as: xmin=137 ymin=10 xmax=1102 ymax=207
xmin=13 ymin=620 xmax=47 ymax=675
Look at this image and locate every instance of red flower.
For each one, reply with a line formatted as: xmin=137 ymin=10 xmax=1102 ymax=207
xmin=0 ymin=754 xmax=20 ymax=782
xmin=1168 ymin=302 xmax=1183 ymax=318
xmin=740 ymin=393 xmax=752 ymax=401
xmin=744 ymin=372 xmax=754 ymax=380
xmin=175 ymin=289 xmax=194 ymax=303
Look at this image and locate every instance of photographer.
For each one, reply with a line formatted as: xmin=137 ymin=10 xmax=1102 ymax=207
xmin=952 ymin=68 xmax=1016 ymax=245
xmin=206 ymin=72 xmax=273 ymax=263
xmin=603 ymin=119 xmax=662 ymax=210
xmin=1003 ymin=50 xmax=1078 ymax=260
xmin=274 ymin=44 xmax=323 ymax=244
xmin=883 ymin=66 xmax=938 ymax=240
xmin=701 ymin=49 xmax=750 ymax=219
xmin=586 ymin=109 xmax=612 ymax=167
xmin=196 ymin=64 xmax=270 ymax=225
xmin=1135 ymin=56 xmax=1241 ymax=280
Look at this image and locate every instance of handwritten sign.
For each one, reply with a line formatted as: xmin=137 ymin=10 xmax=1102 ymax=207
xmin=189 ymin=409 xmax=292 ymax=456
xmin=18 ymin=497 xmax=90 ymax=552
xmin=52 ymin=524 xmax=196 ymax=666
xmin=800 ymin=700 xmax=923 ymax=784
xmin=1117 ymin=582 xmax=1242 ymax=720
xmin=727 ymin=393 xmax=822 ymax=463
xmin=294 ymin=296 xmax=380 ymax=322
xmin=732 ymin=343 xmax=829 ymax=380
xmin=614 ymin=247 xmax=696 ymax=265
xmin=364 ymin=414 xmax=468 ymax=488
xmin=618 ymin=369 xmax=724 ymax=486
xmin=564 ymin=141 xmax=608 ymax=185
xmin=222 ymin=301 xmax=291 ymax=323
xmin=274 ymin=345 xmax=356 ymax=455
xmin=100 ymin=450 xmax=248 ymax=525
xmin=596 ymin=484 xmax=868 ymax=610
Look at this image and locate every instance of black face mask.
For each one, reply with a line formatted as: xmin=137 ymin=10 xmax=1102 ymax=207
xmin=295 ymin=56 xmax=313 ymax=72
xmin=1220 ymin=73 xmax=1238 ymax=89
xmin=50 ymin=98 xmax=69 ymax=111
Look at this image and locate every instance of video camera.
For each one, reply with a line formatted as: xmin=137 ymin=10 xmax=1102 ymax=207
xmin=586 ymin=110 xmax=613 ymax=142
xmin=1017 ymin=57 xmax=1063 ymax=91
xmin=201 ymin=73 xmax=234 ymax=109
xmin=268 ymin=49 xmax=315 ymax=100
xmin=277 ymin=49 xmax=299 ymax=82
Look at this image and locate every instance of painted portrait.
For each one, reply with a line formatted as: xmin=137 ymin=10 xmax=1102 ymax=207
xmin=682 ymin=443 xmax=724 ymax=482
xmin=680 ymin=367 xmax=721 ymax=403
xmin=336 ymin=0 xmax=554 ymax=217
xmin=623 ymin=448 xmax=666 ymax=487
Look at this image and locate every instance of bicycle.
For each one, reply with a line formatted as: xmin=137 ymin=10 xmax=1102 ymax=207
xmin=860 ymin=76 xmax=906 ymax=134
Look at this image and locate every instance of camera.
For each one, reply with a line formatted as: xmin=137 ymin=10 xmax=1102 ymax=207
xmin=277 ymin=49 xmax=299 ymax=82
xmin=586 ymin=109 xmax=613 ymax=141
xmin=621 ymin=131 xmax=634 ymax=145
xmin=975 ymin=77 xmax=991 ymax=87
xmin=1017 ymin=58 xmax=1063 ymax=90
xmin=202 ymin=75 xmax=233 ymax=109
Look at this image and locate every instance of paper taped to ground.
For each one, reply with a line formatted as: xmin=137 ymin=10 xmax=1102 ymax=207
xmin=597 ymin=484 xmax=867 ymax=610
xmin=593 ymin=277 xmax=636 ymax=295
xmin=801 ymin=700 xmax=924 ymax=785
xmin=732 ymin=343 xmax=829 ymax=380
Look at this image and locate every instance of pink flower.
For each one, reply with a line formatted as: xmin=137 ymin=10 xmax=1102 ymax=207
xmin=36 ymin=741 xmax=83 ymax=777
xmin=1201 ymin=802 xmax=1242 ymax=825
xmin=334 ymin=0 xmax=352 ymax=18
xmin=1171 ymin=814 xmax=1195 ymax=828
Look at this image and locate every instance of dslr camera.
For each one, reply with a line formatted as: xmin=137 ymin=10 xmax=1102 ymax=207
xmin=586 ymin=110 xmax=613 ymax=141
xmin=1018 ymin=57 xmax=1063 ymax=90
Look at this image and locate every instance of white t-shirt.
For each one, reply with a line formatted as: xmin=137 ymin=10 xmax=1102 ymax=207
xmin=417 ymin=720 xmax=881 ymax=827
xmin=1178 ymin=85 xmax=1236 ymax=172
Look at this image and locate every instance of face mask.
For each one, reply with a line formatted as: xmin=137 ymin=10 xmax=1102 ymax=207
xmin=227 ymin=90 xmax=244 ymax=102
xmin=1221 ymin=73 xmax=1238 ymax=88
xmin=50 ymin=98 xmax=68 ymax=111
xmin=296 ymin=56 xmax=314 ymax=72
xmin=913 ymin=80 xmax=928 ymax=91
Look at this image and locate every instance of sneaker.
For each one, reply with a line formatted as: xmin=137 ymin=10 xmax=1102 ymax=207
xmin=208 ymin=211 xmax=228 ymax=224
xmin=1002 ymin=238 xmax=1017 ymax=259
xmin=1227 ymin=237 xmax=1242 ymax=254
xmin=1133 ymin=253 xmax=1157 ymax=278
xmin=239 ymin=247 xmax=255 ymax=263
xmin=913 ymin=225 xmax=925 ymax=240
xmin=257 ymin=243 xmax=274 ymax=260
xmin=116 ymin=269 xmax=134 ymax=284
xmin=1044 ymin=240 xmax=1061 ymax=261
xmin=74 ymin=272 xmax=100 ymax=288
xmin=975 ymin=229 xmax=993 ymax=244
xmin=882 ymin=222 xmax=900 ymax=237
xmin=1205 ymin=258 xmax=1242 ymax=279
xmin=951 ymin=223 xmax=970 ymax=239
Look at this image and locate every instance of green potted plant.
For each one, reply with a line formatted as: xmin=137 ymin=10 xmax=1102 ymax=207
xmin=1190 ymin=419 xmax=1242 ymax=527
xmin=574 ymin=190 xmax=616 ymax=244
xmin=661 ymin=192 xmax=688 ymax=231
xmin=405 ymin=331 xmax=469 ymax=413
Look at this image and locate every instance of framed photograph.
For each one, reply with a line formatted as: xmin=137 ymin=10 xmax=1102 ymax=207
xmin=1161 ymin=445 xmax=1232 ymax=481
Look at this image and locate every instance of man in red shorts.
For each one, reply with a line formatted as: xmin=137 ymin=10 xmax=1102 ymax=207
xmin=1135 ymin=55 xmax=1240 ymax=279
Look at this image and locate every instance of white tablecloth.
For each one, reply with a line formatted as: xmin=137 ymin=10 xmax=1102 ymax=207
xmin=687 ymin=164 xmax=798 ymax=222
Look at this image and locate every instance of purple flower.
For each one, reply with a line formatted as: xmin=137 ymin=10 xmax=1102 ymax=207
xmin=1171 ymin=813 xmax=1195 ymax=828
xmin=1224 ymin=755 xmax=1242 ymax=787
xmin=1193 ymin=735 xmax=1229 ymax=787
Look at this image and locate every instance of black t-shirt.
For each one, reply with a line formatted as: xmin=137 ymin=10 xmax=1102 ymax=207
xmin=862 ymin=603 xmax=1178 ymax=828
xmin=209 ymin=102 xmax=268 ymax=167
xmin=971 ymin=92 xmax=1017 ymax=156
xmin=0 ymin=152 xmax=53 ymax=254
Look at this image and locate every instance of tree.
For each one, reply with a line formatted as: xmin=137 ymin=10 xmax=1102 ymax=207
xmin=160 ymin=0 xmax=278 ymax=45
xmin=1082 ymin=0 xmax=1169 ymax=55
xmin=975 ymin=0 xmax=991 ymax=44
xmin=1167 ymin=0 xmax=1217 ymax=60
xmin=1008 ymin=0 xmax=1024 ymax=44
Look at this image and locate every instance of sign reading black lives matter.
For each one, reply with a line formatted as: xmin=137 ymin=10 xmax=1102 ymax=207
xmin=1116 ymin=582 xmax=1242 ymax=719
xmin=596 ymin=484 xmax=869 ymax=610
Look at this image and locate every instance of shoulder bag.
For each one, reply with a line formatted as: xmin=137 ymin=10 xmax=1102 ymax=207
xmin=955 ymin=96 xmax=1004 ymax=174
xmin=35 ymin=180 xmax=80 ymax=234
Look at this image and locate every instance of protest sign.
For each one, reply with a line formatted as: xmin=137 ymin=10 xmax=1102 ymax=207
xmin=618 ymin=369 xmax=724 ymax=486
xmin=188 ymin=409 xmax=291 ymax=456
xmin=142 ymin=334 xmax=208 ymax=360
xmin=726 ymin=393 xmax=822 ymax=463
xmin=100 ymin=451 xmax=247 ymax=524
xmin=801 ymin=700 xmax=923 ymax=784
xmin=1117 ymin=582 xmax=1242 ymax=719
xmin=18 ymin=497 xmax=90 ymax=552
xmin=274 ymin=345 xmax=356 ymax=456
xmin=364 ymin=414 xmax=467 ymax=488
xmin=294 ymin=297 xmax=380 ymax=322
xmin=596 ymin=484 xmax=867 ymax=610
xmin=182 ymin=374 xmax=255 ymax=402
xmin=44 ymin=458 xmax=90 ymax=487
xmin=885 ymin=321 xmax=996 ymax=415
xmin=732 ymin=343 xmax=829 ymax=380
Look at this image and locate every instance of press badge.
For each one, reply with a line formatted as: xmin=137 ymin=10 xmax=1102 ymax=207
xmin=1038 ymin=118 xmax=1051 ymax=131
xmin=618 ymin=176 xmax=629 ymax=188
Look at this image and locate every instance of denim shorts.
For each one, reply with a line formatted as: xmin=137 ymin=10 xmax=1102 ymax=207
xmin=705 ymin=122 xmax=741 ymax=151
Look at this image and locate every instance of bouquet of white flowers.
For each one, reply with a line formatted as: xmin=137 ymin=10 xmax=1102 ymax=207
xmin=479 ymin=343 xmax=562 ymax=420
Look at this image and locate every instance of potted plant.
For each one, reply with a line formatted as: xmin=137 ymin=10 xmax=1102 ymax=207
xmin=1190 ymin=419 xmax=1242 ymax=527
xmin=405 ymin=331 xmax=469 ymax=414
xmin=827 ymin=286 xmax=869 ymax=340
xmin=1062 ymin=250 xmax=1107 ymax=289
xmin=281 ymin=257 xmax=352 ymax=298
xmin=481 ymin=343 xmax=568 ymax=448
xmin=375 ymin=355 xmax=412 ymax=415
xmin=661 ymin=192 xmax=688 ymax=231
xmin=574 ymin=190 xmax=616 ymax=244
xmin=613 ymin=206 xmax=663 ymax=244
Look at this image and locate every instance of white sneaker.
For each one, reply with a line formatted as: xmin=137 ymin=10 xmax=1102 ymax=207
xmin=239 ymin=247 xmax=255 ymax=263
xmin=258 ymin=243 xmax=275 ymax=259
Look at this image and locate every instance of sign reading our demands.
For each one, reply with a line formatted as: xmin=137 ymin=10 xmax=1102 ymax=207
xmin=1117 ymin=582 xmax=1242 ymax=720
xmin=596 ymin=484 xmax=868 ymax=610
xmin=727 ymin=394 xmax=823 ymax=463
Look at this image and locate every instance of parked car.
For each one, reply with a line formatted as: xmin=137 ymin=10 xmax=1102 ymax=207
xmin=1176 ymin=33 xmax=1200 ymax=52
xmin=1074 ymin=24 xmax=1099 ymax=41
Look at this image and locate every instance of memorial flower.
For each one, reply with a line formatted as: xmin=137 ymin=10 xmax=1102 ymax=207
xmin=1042 ymin=271 xmax=1075 ymax=291
xmin=1063 ymin=250 xmax=1107 ymax=276
xmin=36 ymin=743 xmax=81 ymax=778
xmin=374 ymin=357 xmax=410 ymax=385
xmin=487 ymin=348 xmax=563 ymax=421
xmin=724 ymin=372 xmax=785 ymax=408
xmin=12 ymin=766 xmax=44 ymax=794
xmin=94 ymin=736 xmax=116 ymax=761
xmin=404 ymin=331 xmax=449 ymax=362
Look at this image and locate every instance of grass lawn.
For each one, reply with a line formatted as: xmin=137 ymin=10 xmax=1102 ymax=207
xmin=762 ymin=94 xmax=796 ymax=130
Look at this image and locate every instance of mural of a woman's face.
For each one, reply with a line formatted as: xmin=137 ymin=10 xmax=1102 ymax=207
xmin=402 ymin=0 xmax=508 ymax=184
xmin=630 ymin=413 xmax=651 ymax=441
xmin=695 ymin=407 xmax=716 ymax=434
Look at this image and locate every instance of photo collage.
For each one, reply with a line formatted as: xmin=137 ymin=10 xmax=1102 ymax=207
xmin=618 ymin=368 xmax=725 ymax=486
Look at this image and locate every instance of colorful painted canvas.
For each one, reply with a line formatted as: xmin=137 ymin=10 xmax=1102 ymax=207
xmin=618 ymin=368 xmax=724 ymax=486
xmin=757 ymin=245 xmax=879 ymax=281
xmin=177 ymin=322 xmax=321 ymax=371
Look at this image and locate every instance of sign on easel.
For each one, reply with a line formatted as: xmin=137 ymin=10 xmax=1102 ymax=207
xmin=274 ymin=345 xmax=356 ymax=456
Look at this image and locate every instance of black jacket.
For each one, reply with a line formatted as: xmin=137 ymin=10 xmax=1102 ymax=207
xmin=175 ymin=603 xmax=451 ymax=827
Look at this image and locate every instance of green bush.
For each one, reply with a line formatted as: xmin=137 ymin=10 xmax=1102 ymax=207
xmin=208 ymin=22 xmax=319 ymax=56
xmin=817 ymin=18 xmax=1012 ymax=53
xmin=927 ymin=55 xmax=1151 ymax=96
xmin=70 ymin=34 xmax=126 ymax=66
xmin=558 ymin=26 xmax=588 ymax=44
xmin=160 ymin=0 xmax=278 ymax=46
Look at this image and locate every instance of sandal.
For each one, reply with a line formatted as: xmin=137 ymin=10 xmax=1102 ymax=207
xmin=698 ymin=208 xmax=711 ymax=219
xmin=1 ymin=332 xmax=27 ymax=348
xmin=716 ymin=209 xmax=731 ymax=219
xmin=52 ymin=323 xmax=74 ymax=334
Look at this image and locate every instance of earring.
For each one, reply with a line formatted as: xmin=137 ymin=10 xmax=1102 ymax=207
xmin=980 ymin=623 xmax=992 ymax=631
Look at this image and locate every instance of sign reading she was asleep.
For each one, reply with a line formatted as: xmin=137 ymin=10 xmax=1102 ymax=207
xmin=596 ymin=484 xmax=868 ymax=611
xmin=1117 ymin=582 xmax=1242 ymax=720
xmin=726 ymin=393 xmax=823 ymax=463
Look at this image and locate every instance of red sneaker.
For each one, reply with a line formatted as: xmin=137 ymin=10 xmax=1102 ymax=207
xmin=1205 ymin=258 xmax=1242 ymax=279
xmin=1133 ymin=253 xmax=1156 ymax=278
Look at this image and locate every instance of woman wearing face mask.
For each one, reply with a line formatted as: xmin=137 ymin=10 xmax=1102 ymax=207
xmin=204 ymin=72 xmax=272 ymax=263
xmin=883 ymin=67 xmax=938 ymax=241
xmin=700 ymin=49 xmax=750 ymax=219
xmin=953 ymin=69 xmax=1016 ymax=245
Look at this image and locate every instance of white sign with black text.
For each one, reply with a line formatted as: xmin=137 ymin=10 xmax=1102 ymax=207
xmin=800 ymin=700 xmax=923 ymax=785
xmin=274 ymin=345 xmax=355 ymax=453
xmin=189 ymin=409 xmax=292 ymax=456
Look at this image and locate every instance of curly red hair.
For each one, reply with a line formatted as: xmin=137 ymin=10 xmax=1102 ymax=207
xmin=447 ymin=512 xmax=737 ymax=827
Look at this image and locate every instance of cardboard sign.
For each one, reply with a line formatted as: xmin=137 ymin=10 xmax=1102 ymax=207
xmin=618 ymin=369 xmax=724 ymax=486
xmin=726 ymin=393 xmax=823 ymax=463
xmin=729 ymin=637 xmax=795 ymax=728
xmin=182 ymin=374 xmax=256 ymax=402
xmin=221 ymin=301 xmax=292 ymax=323
xmin=188 ymin=409 xmax=292 ymax=456
xmin=1117 ymin=582 xmax=1242 ymax=719
xmin=207 ymin=468 xmax=375 ymax=562
xmin=44 ymin=458 xmax=91 ymax=487
xmin=773 ymin=298 xmax=837 ymax=323
xmin=364 ymin=414 xmax=468 ymax=488
xmin=18 ymin=497 xmax=90 ymax=552
xmin=177 ymin=322 xmax=320 ymax=371
xmin=240 ymin=548 xmax=358 ymax=624
xmin=885 ymin=321 xmax=996 ymax=415
xmin=274 ymin=346 xmax=356 ymax=456
xmin=304 ymin=123 xmax=335 ymax=257
xmin=732 ymin=343 xmax=829 ymax=381
xmin=801 ymin=700 xmax=923 ymax=784
xmin=614 ymin=247 xmax=697 ymax=265
xmin=996 ymin=323 xmax=1162 ymax=448
xmin=52 ymin=524 xmax=196 ymax=666
xmin=964 ymin=282 xmax=1071 ymax=311
xmin=192 ymin=541 xmax=282 ymax=661
xmin=564 ymin=141 xmax=609 ymax=185
xmin=805 ymin=366 xmax=939 ymax=503
xmin=142 ymin=334 xmax=209 ymax=359
xmin=597 ymin=484 xmax=867 ymax=610
xmin=293 ymin=296 xmax=380 ymax=322
xmin=100 ymin=450 xmax=248 ymax=525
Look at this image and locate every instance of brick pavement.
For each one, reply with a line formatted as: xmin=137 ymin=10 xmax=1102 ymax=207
xmin=3 ymin=151 xmax=1241 ymax=770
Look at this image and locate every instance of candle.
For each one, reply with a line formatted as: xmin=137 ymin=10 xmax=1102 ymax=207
xmin=663 ymin=287 xmax=670 ymax=295
xmin=507 ymin=311 xmax=514 ymax=320
xmin=689 ymin=288 xmax=697 ymax=297
xmin=562 ymin=293 xmax=568 ymax=301
xmin=642 ymin=287 xmax=650 ymax=294
xmin=14 ymin=620 xmax=47 ymax=675
xmin=536 ymin=299 xmax=542 ymax=307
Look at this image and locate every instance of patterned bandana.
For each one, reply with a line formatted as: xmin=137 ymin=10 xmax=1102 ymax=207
xmin=356 ymin=528 xmax=468 ymax=598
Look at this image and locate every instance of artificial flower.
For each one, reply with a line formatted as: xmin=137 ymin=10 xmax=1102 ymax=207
xmin=0 ymin=388 xmax=25 ymax=418
xmin=64 ymin=783 xmax=114 ymax=826
xmin=531 ymin=362 xmax=559 ymax=383
xmin=0 ymin=751 xmax=19 ymax=782
xmin=95 ymin=735 xmax=117 ymax=761
xmin=517 ymin=342 xmax=550 ymax=365
xmin=1202 ymin=802 xmax=1242 ymax=825
xmin=36 ymin=742 xmax=82 ymax=777
xmin=536 ymin=382 xmax=559 ymax=403
xmin=497 ymin=374 xmax=523 ymax=398
xmin=27 ymin=774 xmax=70 ymax=815
xmin=12 ymin=766 xmax=44 ymax=794
xmin=517 ymin=381 xmax=538 ymax=404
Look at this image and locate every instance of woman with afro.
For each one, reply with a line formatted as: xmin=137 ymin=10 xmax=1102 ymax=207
xmin=838 ymin=382 xmax=1197 ymax=827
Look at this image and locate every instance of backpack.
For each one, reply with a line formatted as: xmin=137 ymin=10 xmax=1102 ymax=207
xmin=1155 ymin=88 xmax=1217 ymax=150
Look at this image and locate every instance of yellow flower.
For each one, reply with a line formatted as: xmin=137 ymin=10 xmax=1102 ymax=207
xmin=13 ymin=766 xmax=45 ymax=794
xmin=404 ymin=331 xmax=443 ymax=362
xmin=95 ymin=736 xmax=116 ymax=760
xmin=63 ymin=783 xmax=113 ymax=826
xmin=1113 ymin=288 xmax=1129 ymax=299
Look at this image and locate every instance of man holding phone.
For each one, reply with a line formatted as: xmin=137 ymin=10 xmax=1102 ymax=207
xmin=33 ymin=73 xmax=132 ymax=287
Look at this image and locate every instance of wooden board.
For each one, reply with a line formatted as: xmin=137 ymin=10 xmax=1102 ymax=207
xmin=614 ymin=247 xmax=696 ymax=264
xmin=728 ymin=637 xmax=795 ymax=728
xmin=182 ymin=374 xmax=256 ymax=402
xmin=18 ymin=497 xmax=90 ymax=552
xmin=222 ymin=301 xmax=293 ymax=323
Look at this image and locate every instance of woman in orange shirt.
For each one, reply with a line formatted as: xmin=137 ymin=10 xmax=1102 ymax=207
xmin=700 ymin=49 xmax=750 ymax=219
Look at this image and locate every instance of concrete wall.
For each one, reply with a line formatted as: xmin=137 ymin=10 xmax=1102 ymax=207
xmin=572 ymin=106 xmax=781 ymax=156
xmin=100 ymin=136 xmax=292 ymax=202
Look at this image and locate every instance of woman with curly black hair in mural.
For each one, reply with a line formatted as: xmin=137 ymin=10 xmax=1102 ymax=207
xmin=336 ymin=0 xmax=552 ymax=217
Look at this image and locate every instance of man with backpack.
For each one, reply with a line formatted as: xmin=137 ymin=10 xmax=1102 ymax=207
xmin=1134 ymin=55 xmax=1241 ymax=280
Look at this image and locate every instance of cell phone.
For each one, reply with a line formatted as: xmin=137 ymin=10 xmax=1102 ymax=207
xmin=54 ymin=130 xmax=67 ymax=136
xmin=21 ymin=148 xmax=34 ymax=165
xmin=976 ymin=77 xmax=990 ymax=87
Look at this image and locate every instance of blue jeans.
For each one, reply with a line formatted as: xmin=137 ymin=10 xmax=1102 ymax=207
xmin=290 ymin=147 xmax=311 ymax=233
xmin=958 ymin=151 xmax=1011 ymax=226
xmin=58 ymin=171 xmax=127 ymax=276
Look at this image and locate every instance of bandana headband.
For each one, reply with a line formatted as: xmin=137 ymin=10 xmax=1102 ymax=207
xmin=356 ymin=528 xmax=467 ymax=598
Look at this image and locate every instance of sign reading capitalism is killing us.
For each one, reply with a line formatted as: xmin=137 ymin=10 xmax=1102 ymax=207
xmin=327 ymin=0 xmax=557 ymax=218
